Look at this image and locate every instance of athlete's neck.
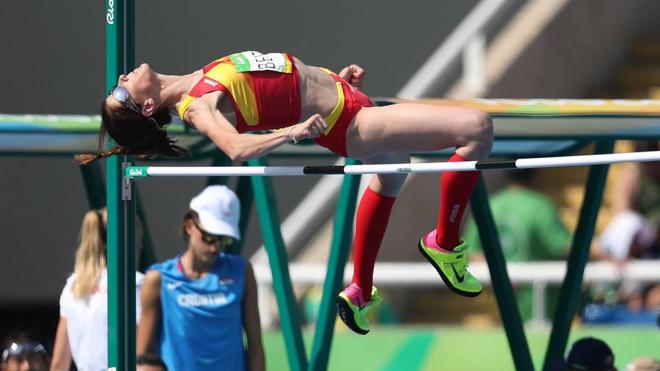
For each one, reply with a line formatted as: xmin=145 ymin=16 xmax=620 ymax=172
xmin=156 ymin=70 xmax=203 ymax=109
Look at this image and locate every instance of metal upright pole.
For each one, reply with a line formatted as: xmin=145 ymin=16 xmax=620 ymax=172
xmin=248 ymin=157 xmax=308 ymax=371
xmin=471 ymin=179 xmax=534 ymax=371
xmin=542 ymin=141 xmax=613 ymax=371
xmin=309 ymin=158 xmax=361 ymax=371
xmin=79 ymin=162 xmax=106 ymax=208
xmin=106 ymin=0 xmax=136 ymax=369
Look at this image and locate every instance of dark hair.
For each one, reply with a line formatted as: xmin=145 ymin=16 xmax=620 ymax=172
xmin=76 ymin=101 xmax=187 ymax=164
xmin=181 ymin=210 xmax=199 ymax=238
xmin=136 ymin=353 xmax=167 ymax=370
xmin=564 ymin=337 xmax=615 ymax=371
xmin=1 ymin=330 xmax=49 ymax=366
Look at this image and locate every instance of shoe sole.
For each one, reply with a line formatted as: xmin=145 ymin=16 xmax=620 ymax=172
xmin=417 ymin=240 xmax=482 ymax=298
xmin=335 ymin=296 xmax=369 ymax=335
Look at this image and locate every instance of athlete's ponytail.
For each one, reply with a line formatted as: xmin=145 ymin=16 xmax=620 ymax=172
xmin=76 ymin=101 xmax=188 ymax=164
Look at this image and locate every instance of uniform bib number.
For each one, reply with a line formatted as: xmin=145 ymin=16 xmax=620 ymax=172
xmin=230 ymin=51 xmax=291 ymax=73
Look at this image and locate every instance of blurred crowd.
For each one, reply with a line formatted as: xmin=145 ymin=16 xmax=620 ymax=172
xmin=585 ymin=141 xmax=660 ymax=324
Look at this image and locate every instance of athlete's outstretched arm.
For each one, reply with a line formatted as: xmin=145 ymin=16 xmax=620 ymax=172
xmin=242 ymin=262 xmax=265 ymax=371
xmin=137 ymin=270 xmax=161 ymax=355
xmin=190 ymin=100 xmax=327 ymax=161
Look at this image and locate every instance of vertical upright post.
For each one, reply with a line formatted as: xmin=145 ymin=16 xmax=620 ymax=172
xmin=542 ymin=141 xmax=613 ymax=371
xmin=136 ymin=190 xmax=157 ymax=271
xmin=79 ymin=162 xmax=106 ymax=209
xmin=249 ymin=157 xmax=307 ymax=371
xmin=471 ymin=178 xmax=534 ymax=371
xmin=232 ymin=174 xmax=253 ymax=255
xmin=107 ymin=162 xmax=136 ymax=371
xmin=206 ymin=153 xmax=231 ymax=186
xmin=309 ymin=158 xmax=361 ymax=371
xmin=106 ymin=0 xmax=136 ymax=369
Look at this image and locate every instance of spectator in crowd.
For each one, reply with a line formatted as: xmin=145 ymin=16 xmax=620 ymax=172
xmin=594 ymin=141 xmax=660 ymax=316
xmin=1 ymin=330 xmax=49 ymax=371
xmin=50 ymin=208 xmax=144 ymax=371
xmin=464 ymin=169 xmax=570 ymax=320
xmin=599 ymin=141 xmax=660 ymax=262
xmin=136 ymin=353 xmax=167 ymax=371
xmin=559 ymin=337 xmax=617 ymax=371
xmin=137 ymin=185 xmax=264 ymax=371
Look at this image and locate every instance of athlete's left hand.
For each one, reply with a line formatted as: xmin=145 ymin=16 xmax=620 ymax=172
xmin=339 ymin=64 xmax=365 ymax=89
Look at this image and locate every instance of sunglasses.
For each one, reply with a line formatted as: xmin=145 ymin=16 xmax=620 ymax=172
xmin=1 ymin=342 xmax=48 ymax=363
xmin=109 ymin=85 xmax=143 ymax=115
xmin=109 ymin=85 xmax=167 ymax=130
xmin=193 ymin=220 xmax=235 ymax=247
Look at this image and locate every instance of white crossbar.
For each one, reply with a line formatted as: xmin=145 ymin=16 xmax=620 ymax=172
xmin=126 ymin=150 xmax=660 ymax=178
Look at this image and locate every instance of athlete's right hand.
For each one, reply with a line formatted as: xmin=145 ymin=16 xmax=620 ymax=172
xmin=291 ymin=114 xmax=328 ymax=141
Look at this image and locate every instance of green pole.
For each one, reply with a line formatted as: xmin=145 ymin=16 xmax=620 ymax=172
xmin=309 ymin=158 xmax=361 ymax=371
xmin=206 ymin=153 xmax=231 ymax=186
xmin=136 ymin=189 xmax=157 ymax=271
xmin=106 ymin=0 xmax=136 ymax=369
xmin=471 ymin=178 xmax=535 ymax=371
xmin=231 ymin=174 xmax=253 ymax=255
xmin=107 ymin=160 xmax=136 ymax=371
xmin=249 ymin=157 xmax=308 ymax=371
xmin=542 ymin=141 xmax=614 ymax=371
xmin=79 ymin=162 xmax=106 ymax=209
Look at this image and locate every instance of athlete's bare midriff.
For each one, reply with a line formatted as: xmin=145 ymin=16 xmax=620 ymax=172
xmin=293 ymin=57 xmax=341 ymax=122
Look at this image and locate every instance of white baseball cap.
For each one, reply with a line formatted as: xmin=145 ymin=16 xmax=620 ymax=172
xmin=189 ymin=185 xmax=241 ymax=240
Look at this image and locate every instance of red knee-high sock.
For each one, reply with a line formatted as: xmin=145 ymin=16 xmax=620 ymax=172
xmin=436 ymin=153 xmax=480 ymax=250
xmin=352 ymin=187 xmax=396 ymax=301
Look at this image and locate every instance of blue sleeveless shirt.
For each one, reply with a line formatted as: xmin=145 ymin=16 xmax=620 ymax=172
xmin=150 ymin=253 xmax=246 ymax=371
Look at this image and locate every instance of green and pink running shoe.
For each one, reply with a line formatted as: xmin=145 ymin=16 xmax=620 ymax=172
xmin=418 ymin=230 xmax=482 ymax=297
xmin=336 ymin=283 xmax=382 ymax=335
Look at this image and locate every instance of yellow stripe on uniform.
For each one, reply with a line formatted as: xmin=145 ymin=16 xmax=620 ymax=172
xmin=206 ymin=62 xmax=260 ymax=126
xmin=177 ymin=95 xmax=195 ymax=120
xmin=320 ymin=68 xmax=345 ymax=135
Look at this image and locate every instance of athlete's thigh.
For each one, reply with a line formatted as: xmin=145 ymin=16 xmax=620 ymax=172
xmin=346 ymin=103 xmax=483 ymax=158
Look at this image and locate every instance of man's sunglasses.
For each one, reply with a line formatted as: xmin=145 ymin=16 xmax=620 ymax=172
xmin=193 ymin=220 xmax=235 ymax=247
xmin=1 ymin=342 xmax=48 ymax=363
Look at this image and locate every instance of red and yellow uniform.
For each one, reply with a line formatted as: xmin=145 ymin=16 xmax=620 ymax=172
xmin=317 ymin=68 xmax=373 ymax=156
xmin=178 ymin=51 xmax=372 ymax=156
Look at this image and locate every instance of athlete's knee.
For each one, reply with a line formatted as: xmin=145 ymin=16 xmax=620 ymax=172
xmin=468 ymin=110 xmax=493 ymax=141
xmin=369 ymin=174 xmax=406 ymax=197
xmin=467 ymin=111 xmax=493 ymax=152
xmin=457 ymin=110 xmax=492 ymax=160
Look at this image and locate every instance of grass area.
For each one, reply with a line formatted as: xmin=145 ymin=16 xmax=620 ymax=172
xmin=263 ymin=325 xmax=660 ymax=370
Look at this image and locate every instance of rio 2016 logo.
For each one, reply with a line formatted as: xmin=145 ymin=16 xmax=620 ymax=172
xmin=106 ymin=0 xmax=114 ymax=24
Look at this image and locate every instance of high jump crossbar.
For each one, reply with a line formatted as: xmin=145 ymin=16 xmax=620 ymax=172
xmin=125 ymin=150 xmax=660 ymax=178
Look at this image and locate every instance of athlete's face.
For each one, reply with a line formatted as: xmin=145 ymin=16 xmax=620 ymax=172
xmin=106 ymin=63 xmax=158 ymax=113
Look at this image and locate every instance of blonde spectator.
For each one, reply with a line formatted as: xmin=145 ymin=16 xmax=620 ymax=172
xmin=50 ymin=208 xmax=143 ymax=371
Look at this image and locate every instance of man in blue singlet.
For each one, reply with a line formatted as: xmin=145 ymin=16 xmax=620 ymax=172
xmin=137 ymin=185 xmax=264 ymax=371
